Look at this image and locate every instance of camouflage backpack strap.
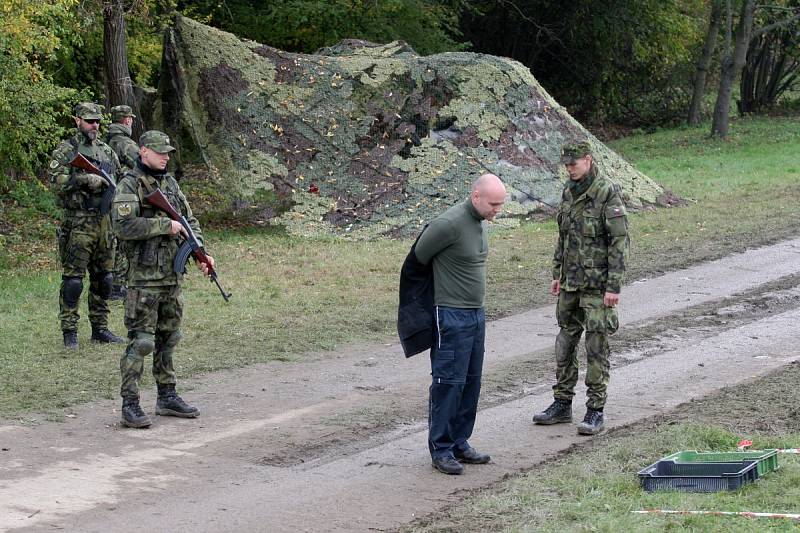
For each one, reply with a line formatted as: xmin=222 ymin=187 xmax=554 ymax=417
xmin=134 ymin=170 xmax=159 ymax=219
xmin=138 ymin=173 xmax=156 ymax=195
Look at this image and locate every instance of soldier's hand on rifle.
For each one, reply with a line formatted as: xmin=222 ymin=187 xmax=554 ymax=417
xmin=197 ymin=254 xmax=215 ymax=277
xmin=80 ymin=173 xmax=106 ymax=191
xmin=168 ymin=220 xmax=188 ymax=239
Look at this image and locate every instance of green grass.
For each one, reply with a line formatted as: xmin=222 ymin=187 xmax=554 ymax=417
xmin=409 ymin=425 xmax=800 ymax=533
xmin=408 ymin=362 xmax=800 ymax=532
xmin=1 ymin=114 xmax=799 ymax=418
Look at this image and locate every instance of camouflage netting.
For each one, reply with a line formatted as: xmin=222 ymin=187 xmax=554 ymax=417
xmin=155 ymin=15 xmax=665 ymax=238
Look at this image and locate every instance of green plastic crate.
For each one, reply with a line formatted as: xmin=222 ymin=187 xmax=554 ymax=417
xmin=663 ymin=449 xmax=779 ymax=476
xmin=638 ymin=460 xmax=759 ymax=492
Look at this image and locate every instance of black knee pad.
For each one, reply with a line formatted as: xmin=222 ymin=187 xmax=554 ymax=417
xmin=61 ymin=276 xmax=83 ymax=308
xmin=90 ymin=271 xmax=114 ymax=299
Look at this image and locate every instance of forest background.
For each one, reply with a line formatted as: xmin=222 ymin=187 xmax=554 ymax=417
xmin=0 ymin=0 xmax=798 ymax=234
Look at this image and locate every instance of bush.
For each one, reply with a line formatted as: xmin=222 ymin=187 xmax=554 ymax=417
xmin=0 ymin=0 xmax=83 ymax=176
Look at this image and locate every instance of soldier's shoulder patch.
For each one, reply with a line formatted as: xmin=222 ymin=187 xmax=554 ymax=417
xmin=117 ymin=203 xmax=132 ymax=217
xmin=49 ymin=159 xmax=60 ymax=169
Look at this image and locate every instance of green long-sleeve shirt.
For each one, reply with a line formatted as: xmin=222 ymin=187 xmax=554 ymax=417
xmin=415 ymin=198 xmax=488 ymax=308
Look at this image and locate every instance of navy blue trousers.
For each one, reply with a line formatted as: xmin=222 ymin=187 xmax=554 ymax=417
xmin=428 ymin=306 xmax=486 ymax=459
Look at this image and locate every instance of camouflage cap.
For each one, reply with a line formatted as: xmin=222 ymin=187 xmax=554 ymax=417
xmin=73 ymin=102 xmax=104 ymax=120
xmin=560 ymin=141 xmax=592 ymax=164
xmin=139 ymin=130 xmax=176 ymax=153
xmin=110 ymin=105 xmax=136 ymax=121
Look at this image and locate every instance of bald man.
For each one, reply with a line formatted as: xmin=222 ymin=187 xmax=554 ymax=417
xmin=414 ymin=174 xmax=507 ymax=475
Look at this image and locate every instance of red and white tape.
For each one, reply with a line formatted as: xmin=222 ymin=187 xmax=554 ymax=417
xmin=634 ymin=509 xmax=800 ymax=521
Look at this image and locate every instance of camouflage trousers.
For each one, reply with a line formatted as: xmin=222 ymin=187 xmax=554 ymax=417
xmin=120 ymin=285 xmax=182 ymax=400
xmin=553 ymin=290 xmax=619 ymax=410
xmin=57 ymin=213 xmax=115 ymax=331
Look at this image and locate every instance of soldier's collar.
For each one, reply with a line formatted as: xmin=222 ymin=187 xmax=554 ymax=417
xmin=109 ymin=122 xmax=132 ymax=137
xmin=135 ymin=158 xmax=168 ymax=179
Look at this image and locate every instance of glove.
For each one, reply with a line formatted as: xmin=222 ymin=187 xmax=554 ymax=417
xmin=79 ymin=173 xmax=105 ymax=191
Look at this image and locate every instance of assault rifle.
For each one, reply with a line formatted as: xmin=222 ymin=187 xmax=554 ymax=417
xmin=144 ymin=188 xmax=232 ymax=302
xmin=68 ymin=153 xmax=116 ymax=215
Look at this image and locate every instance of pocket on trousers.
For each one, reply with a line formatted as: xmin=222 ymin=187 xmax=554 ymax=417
xmin=581 ymin=295 xmax=618 ymax=334
xmin=65 ymin=235 xmax=91 ymax=270
xmin=431 ymin=349 xmax=456 ymax=381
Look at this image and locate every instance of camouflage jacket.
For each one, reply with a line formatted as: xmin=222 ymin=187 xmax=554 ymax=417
xmin=552 ymin=166 xmax=629 ymax=294
xmin=106 ymin=123 xmax=139 ymax=171
xmin=111 ymin=161 xmax=203 ymax=287
xmin=48 ymin=131 xmax=121 ymax=215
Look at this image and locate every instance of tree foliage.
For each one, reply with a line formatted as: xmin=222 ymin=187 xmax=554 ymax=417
xmin=0 ymin=0 xmax=84 ymax=176
xmin=177 ymin=0 xmax=467 ymax=54
xmin=461 ymin=0 xmax=707 ymax=127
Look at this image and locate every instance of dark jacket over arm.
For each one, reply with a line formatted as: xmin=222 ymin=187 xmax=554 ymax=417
xmin=397 ymin=230 xmax=434 ymax=357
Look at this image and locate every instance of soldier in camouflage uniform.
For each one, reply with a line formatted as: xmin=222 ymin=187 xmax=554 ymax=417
xmin=111 ymin=130 xmax=215 ymax=428
xmin=532 ymin=141 xmax=629 ymax=435
xmin=106 ymin=105 xmax=139 ymax=170
xmin=48 ymin=102 xmax=125 ymax=350
xmin=105 ymin=105 xmax=140 ymax=300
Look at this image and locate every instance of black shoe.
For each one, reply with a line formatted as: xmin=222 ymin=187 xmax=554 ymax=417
xmin=156 ymin=385 xmax=200 ymax=418
xmin=91 ymin=327 xmax=124 ymax=344
xmin=63 ymin=330 xmax=78 ymax=350
xmin=454 ymin=447 xmax=491 ymax=464
xmin=577 ymin=409 xmax=604 ymax=435
xmin=109 ymin=285 xmax=127 ymax=300
xmin=532 ymin=400 xmax=572 ymax=425
xmin=432 ymin=456 xmax=464 ymax=475
xmin=121 ymin=398 xmax=152 ymax=428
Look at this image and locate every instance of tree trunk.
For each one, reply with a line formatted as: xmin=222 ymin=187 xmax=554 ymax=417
xmin=711 ymin=0 xmax=757 ymax=138
xmin=103 ymin=0 xmax=144 ymax=138
xmin=740 ymin=29 xmax=799 ymax=114
xmin=688 ymin=0 xmax=723 ymax=126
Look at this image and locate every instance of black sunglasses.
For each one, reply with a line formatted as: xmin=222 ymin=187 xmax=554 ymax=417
xmin=83 ymin=119 xmax=101 ymax=124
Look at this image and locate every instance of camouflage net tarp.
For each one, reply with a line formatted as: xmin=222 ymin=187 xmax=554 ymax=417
xmin=156 ymin=15 xmax=665 ymax=238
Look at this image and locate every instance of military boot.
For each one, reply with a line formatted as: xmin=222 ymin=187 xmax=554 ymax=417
xmin=121 ymin=398 xmax=152 ymax=428
xmin=63 ymin=330 xmax=78 ymax=350
xmin=91 ymin=326 xmax=124 ymax=344
xmin=532 ymin=400 xmax=572 ymax=425
xmin=156 ymin=384 xmax=200 ymax=418
xmin=577 ymin=409 xmax=604 ymax=435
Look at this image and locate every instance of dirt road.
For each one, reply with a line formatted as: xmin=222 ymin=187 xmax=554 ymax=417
xmin=2 ymin=239 xmax=800 ymax=532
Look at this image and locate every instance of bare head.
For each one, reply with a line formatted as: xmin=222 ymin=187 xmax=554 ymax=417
xmin=471 ymin=173 xmax=507 ymax=221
